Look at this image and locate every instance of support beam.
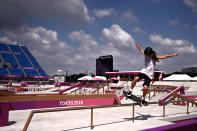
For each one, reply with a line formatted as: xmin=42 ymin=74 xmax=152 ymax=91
xmin=91 ymin=108 xmax=94 ymax=129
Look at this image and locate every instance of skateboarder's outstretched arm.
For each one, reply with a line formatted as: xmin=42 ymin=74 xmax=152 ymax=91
xmin=136 ymin=43 xmax=144 ymax=55
xmin=136 ymin=43 xmax=179 ymax=59
xmin=157 ymin=53 xmax=179 ymax=59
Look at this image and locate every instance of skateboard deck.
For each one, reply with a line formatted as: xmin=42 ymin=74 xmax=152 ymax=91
xmin=123 ymin=91 xmax=142 ymax=107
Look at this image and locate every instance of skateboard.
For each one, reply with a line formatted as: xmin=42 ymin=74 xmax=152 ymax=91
xmin=123 ymin=91 xmax=142 ymax=107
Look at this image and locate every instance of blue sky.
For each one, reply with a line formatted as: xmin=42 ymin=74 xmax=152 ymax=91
xmin=0 ymin=0 xmax=197 ymax=75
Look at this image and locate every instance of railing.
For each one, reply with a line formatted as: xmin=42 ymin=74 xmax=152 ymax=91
xmin=157 ymin=86 xmax=197 ymax=117
xmin=22 ymin=103 xmax=138 ymax=131
xmin=91 ymin=82 xmax=108 ymax=94
xmin=147 ymin=85 xmax=177 ymax=100
xmin=22 ymin=99 xmax=196 ymax=131
xmin=59 ymin=83 xmax=85 ymax=94
xmin=159 ymin=86 xmax=185 ymax=106
xmin=69 ymin=82 xmax=108 ymax=95
xmin=109 ymin=81 xmax=129 ymax=96
xmin=173 ymin=93 xmax=197 ymax=107
xmin=70 ymin=82 xmax=96 ymax=95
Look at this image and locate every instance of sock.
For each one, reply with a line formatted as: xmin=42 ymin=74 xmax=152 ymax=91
xmin=142 ymin=97 xmax=145 ymax=100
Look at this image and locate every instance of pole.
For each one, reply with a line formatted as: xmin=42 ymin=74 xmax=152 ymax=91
xmin=187 ymin=101 xmax=189 ymax=114
xmin=90 ymin=108 xmax=94 ymax=129
xmin=132 ymin=104 xmax=135 ymax=122
xmin=163 ymin=103 xmax=165 ymax=117
xmin=23 ymin=111 xmax=34 ymax=131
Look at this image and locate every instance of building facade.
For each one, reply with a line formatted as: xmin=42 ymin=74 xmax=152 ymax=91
xmin=96 ymin=55 xmax=113 ymax=76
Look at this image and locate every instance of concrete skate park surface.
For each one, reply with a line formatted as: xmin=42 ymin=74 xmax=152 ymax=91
xmin=0 ymin=82 xmax=197 ymax=131
xmin=1 ymin=92 xmax=197 ymax=131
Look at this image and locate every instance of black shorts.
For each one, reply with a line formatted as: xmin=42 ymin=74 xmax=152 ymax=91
xmin=137 ymin=73 xmax=151 ymax=87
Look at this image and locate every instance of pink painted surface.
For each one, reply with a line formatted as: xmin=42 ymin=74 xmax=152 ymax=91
xmin=0 ymin=94 xmax=119 ymax=126
xmin=8 ymin=97 xmax=118 ymax=110
xmin=0 ymin=103 xmax=9 ymax=126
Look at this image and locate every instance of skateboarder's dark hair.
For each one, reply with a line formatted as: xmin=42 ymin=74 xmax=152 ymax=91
xmin=144 ymin=47 xmax=159 ymax=62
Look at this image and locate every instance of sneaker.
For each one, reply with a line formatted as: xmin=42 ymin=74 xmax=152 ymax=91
xmin=141 ymin=100 xmax=148 ymax=106
xmin=127 ymin=91 xmax=132 ymax=97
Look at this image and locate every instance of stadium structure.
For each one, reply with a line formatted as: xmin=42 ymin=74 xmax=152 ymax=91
xmin=0 ymin=43 xmax=48 ymax=82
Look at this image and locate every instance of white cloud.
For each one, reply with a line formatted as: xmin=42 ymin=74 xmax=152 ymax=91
xmin=24 ymin=27 xmax=68 ymax=53
xmin=68 ymin=27 xmax=141 ymax=73
xmin=0 ymin=26 xmax=78 ymax=73
xmin=102 ymin=24 xmax=135 ymax=49
xmin=2 ymin=25 xmax=196 ymax=74
xmin=183 ymin=0 xmax=197 ymax=12
xmin=121 ymin=10 xmax=138 ymax=23
xmin=1 ymin=27 xmax=114 ymax=74
xmin=101 ymin=46 xmax=122 ymax=57
xmin=94 ymin=8 xmax=114 ymax=18
xmin=0 ymin=36 xmax=16 ymax=44
xmin=133 ymin=27 xmax=143 ymax=34
xmin=69 ymin=30 xmax=98 ymax=52
xmin=150 ymin=34 xmax=196 ymax=53
xmin=174 ymin=44 xmax=196 ymax=53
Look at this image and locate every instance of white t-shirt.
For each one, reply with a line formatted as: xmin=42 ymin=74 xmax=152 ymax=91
xmin=140 ymin=56 xmax=156 ymax=79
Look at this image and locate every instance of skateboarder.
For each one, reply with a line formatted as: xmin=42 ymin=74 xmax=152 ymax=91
xmin=127 ymin=43 xmax=179 ymax=105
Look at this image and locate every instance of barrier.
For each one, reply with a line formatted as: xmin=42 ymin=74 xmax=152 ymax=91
xmin=59 ymin=83 xmax=85 ymax=94
xmin=0 ymin=93 xmax=120 ymax=126
xmin=158 ymin=86 xmax=197 ymax=117
xmin=22 ymin=99 xmax=196 ymax=131
xmin=159 ymin=86 xmax=185 ymax=106
xmin=22 ymin=103 xmax=136 ymax=131
xmin=148 ymin=85 xmax=178 ymax=100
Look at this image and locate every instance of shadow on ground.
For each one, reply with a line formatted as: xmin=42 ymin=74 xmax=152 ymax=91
xmin=61 ymin=113 xmax=160 ymax=131
xmin=8 ymin=121 xmax=17 ymax=126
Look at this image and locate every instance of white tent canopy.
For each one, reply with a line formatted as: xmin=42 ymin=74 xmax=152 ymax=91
xmin=92 ymin=76 xmax=107 ymax=81
xmin=78 ymin=76 xmax=106 ymax=81
xmin=192 ymin=76 xmax=197 ymax=80
xmin=163 ymin=74 xmax=193 ymax=81
xmin=78 ymin=76 xmax=92 ymax=81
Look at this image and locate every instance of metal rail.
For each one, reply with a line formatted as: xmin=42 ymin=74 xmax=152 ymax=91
xmin=23 ymin=103 xmax=137 ymax=131
xmin=159 ymin=86 xmax=185 ymax=105
xmin=22 ymin=99 xmax=196 ymax=131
